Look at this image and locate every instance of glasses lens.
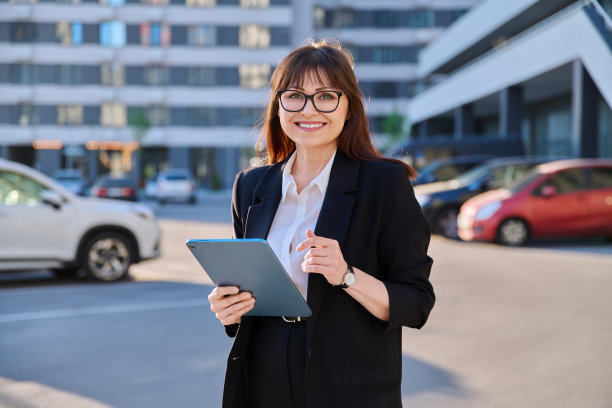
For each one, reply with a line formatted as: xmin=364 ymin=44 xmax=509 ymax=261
xmin=312 ymin=91 xmax=340 ymax=112
xmin=280 ymin=91 xmax=306 ymax=112
xmin=279 ymin=91 xmax=341 ymax=112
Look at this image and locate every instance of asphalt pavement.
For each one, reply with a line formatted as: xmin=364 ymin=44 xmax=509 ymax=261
xmin=1 ymin=191 xmax=611 ymax=408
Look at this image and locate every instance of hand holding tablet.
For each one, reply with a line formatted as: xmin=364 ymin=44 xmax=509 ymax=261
xmin=186 ymin=239 xmax=312 ymax=318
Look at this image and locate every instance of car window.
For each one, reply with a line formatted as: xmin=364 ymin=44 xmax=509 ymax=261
xmin=0 ymin=171 xmax=47 ymax=206
xmin=433 ymin=164 xmax=462 ymax=181
xmin=589 ymin=167 xmax=612 ymax=189
xmin=534 ymin=169 xmax=586 ymax=195
xmin=164 ymin=174 xmax=188 ymax=181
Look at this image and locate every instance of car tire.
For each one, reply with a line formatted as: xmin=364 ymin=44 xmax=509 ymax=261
xmin=435 ymin=207 xmax=459 ymax=239
xmin=189 ymin=195 xmax=196 ymax=205
xmin=497 ymin=219 xmax=529 ymax=246
xmin=81 ymin=232 xmax=134 ymax=282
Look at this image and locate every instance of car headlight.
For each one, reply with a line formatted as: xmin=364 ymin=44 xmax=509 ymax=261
xmin=475 ymin=201 xmax=501 ymax=221
xmin=415 ymin=194 xmax=431 ymax=207
xmin=131 ymin=204 xmax=155 ymax=221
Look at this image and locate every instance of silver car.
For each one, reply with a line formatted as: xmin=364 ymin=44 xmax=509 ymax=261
xmin=155 ymin=168 xmax=197 ymax=204
xmin=0 ymin=159 xmax=161 ymax=282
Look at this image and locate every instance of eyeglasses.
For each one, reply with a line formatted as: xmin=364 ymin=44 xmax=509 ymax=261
xmin=276 ymin=90 xmax=344 ymax=113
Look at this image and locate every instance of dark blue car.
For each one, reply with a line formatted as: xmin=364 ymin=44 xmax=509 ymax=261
xmin=414 ymin=157 xmax=561 ymax=238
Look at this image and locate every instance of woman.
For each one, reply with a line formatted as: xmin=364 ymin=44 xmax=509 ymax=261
xmin=208 ymin=39 xmax=435 ymax=408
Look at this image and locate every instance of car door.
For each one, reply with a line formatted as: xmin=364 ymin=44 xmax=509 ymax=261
xmin=528 ymin=168 xmax=589 ymax=237
xmin=0 ymin=170 xmax=77 ymax=261
xmin=583 ymin=167 xmax=612 ymax=234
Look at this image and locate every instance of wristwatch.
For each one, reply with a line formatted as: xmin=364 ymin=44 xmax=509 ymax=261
xmin=338 ymin=265 xmax=355 ymax=289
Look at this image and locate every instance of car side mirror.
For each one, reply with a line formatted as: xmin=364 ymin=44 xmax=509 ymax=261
xmin=541 ymin=185 xmax=557 ymax=198
xmin=41 ymin=190 xmax=63 ymax=210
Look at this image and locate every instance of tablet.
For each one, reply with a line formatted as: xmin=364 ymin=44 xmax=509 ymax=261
xmin=186 ymin=238 xmax=312 ymax=318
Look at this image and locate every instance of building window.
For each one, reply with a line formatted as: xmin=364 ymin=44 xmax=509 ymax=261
xmin=239 ymin=25 xmax=270 ymax=49
xmin=11 ymin=23 xmax=37 ymax=43
xmin=239 ymin=64 xmax=270 ymax=89
xmin=140 ymin=22 xmax=171 ymax=47
xmin=409 ymin=9 xmax=435 ymax=28
xmin=188 ymin=108 xmax=216 ymax=127
xmin=240 ymin=0 xmax=269 ymax=7
xmin=100 ymin=0 xmax=126 ymax=5
xmin=146 ymin=105 xmax=169 ymax=126
xmin=12 ymin=64 xmax=39 ymax=84
xmin=313 ymin=6 xmax=326 ymax=30
xmin=187 ymin=25 xmax=216 ymax=46
xmin=58 ymin=65 xmax=83 ymax=84
xmin=333 ymin=8 xmax=354 ymax=28
xmin=19 ymin=104 xmax=38 ymax=126
xmin=373 ymin=47 xmax=399 ymax=63
xmin=57 ymin=105 xmax=84 ymax=126
xmin=100 ymin=21 xmax=126 ymax=47
xmin=144 ymin=65 xmax=169 ymax=85
xmin=375 ymin=11 xmax=398 ymax=28
xmin=142 ymin=0 xmax=170 ymax=5
xmin=187 ymin=67 xmax=216 ymax=86
xmin=56 ymin=22 xmax=83 ymax=45
xmin=101 ymin=102 xmax=126 ymax=127
xmin=101 ymin=62 xmax=124 ymax=86
xmin=186 ymin=0 xmax=215 ymax=7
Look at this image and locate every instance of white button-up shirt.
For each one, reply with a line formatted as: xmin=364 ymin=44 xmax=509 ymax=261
xmin=267 ymin=150 xmax=336 ymax=299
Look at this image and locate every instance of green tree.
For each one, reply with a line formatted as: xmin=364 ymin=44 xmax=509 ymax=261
xmin=381 ymin=107 xmax=410 ymax=154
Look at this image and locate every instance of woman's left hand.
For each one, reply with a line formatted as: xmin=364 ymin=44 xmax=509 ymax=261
xmin=297 ymin=229 xmax=347 ymax=286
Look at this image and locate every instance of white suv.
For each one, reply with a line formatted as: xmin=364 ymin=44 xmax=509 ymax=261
xmin=0 ymin=159 xmax=161 ymax=282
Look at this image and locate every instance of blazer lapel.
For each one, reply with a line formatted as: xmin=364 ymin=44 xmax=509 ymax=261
xmin=307 ymin=152 xmax=359 ymax=345
xmin=244 ymin=161 xmax=284 ymax=239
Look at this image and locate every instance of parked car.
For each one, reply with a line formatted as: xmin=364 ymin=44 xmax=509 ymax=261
xmin=53 ymin=168 xmax=87 ymax=195
xmin=414 ymin=157 xmax=558 ymax=239
xmin=90 ymin=175 xmax=139 ymax=202
xmin=413 ymin=155 xmax=496 ymax=186
xmin=0 ymin=158 xmax=161 ymax=281
xmin=458 ymin=159 xmax=612 ymax=246
xmin=155 ymin=168 xmax=196 ymax=204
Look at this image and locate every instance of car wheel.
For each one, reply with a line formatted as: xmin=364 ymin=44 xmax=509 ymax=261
xmin=189 ymin=195 xmax=196 ymax=205
xmin=435 ymin=207 xmax=459 ymax=239
xmin=497 ymin=219 xmax=529 ymax=246
xmin=82 ymin=232 xmax=133 ymax=282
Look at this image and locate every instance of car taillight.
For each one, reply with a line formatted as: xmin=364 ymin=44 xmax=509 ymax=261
xmin=189 ymin=182 xmax=194 ymax=192
xmin=93 ymin=187 xmax=107 ymax=197
xmin=123 ymin=187 xmax=134 ymax=196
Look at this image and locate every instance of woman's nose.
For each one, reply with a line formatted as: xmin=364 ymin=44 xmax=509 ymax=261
xmin=301 ymin=97 xmax=318 ymax=115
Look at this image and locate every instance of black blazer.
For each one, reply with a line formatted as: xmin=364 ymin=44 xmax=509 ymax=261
xmin=223 ymin=151 xmax=435 ymax=408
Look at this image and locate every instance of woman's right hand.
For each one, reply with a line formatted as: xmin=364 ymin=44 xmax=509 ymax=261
xmin=208 ymin=286 xmax=255 ymax=325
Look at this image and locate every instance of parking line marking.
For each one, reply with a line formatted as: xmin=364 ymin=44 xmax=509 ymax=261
xmin=0 ymin=298 xmax=209 ymax=324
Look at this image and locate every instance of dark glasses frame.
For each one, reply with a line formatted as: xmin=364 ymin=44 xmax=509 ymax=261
xmin=276 ymin=90 xmax=344 ymax=113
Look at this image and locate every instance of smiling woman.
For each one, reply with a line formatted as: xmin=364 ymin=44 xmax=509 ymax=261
xmin=206 ymin=39 xmax=434 ymax=408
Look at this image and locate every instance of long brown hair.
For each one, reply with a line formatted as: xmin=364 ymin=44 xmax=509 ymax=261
xmin=257 ymin=39 xmax=417 ymax=179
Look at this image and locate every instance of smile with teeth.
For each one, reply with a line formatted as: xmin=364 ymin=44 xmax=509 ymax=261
xmin=297 ymin=122 xmax=325 ymax=129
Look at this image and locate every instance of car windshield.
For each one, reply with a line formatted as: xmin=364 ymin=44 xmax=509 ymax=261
xmin=455 ymin=164 xmax=491 ymax=186
xmin=164 ymin=174 xmax=188 ymax=181
xmin=99 ymin=178 xmax=132 ymax=187
xmin=507 ymin=170 xmax=543 ymax=194
xmin=55 ymin=175 xmax=81 ymax=181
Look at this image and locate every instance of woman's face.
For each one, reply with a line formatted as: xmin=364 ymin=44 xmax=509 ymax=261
xmin=277 ymin=73 xmax=349 ymax=154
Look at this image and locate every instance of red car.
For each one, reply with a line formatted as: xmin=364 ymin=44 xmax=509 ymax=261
xmin=458 ymin=159 xmax=612 ymax=246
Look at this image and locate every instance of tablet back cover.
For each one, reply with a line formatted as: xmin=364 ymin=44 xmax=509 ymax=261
xmin=186 ymin=239 xmax=312 ymax=317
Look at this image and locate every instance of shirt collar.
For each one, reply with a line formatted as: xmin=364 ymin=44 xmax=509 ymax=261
xmin=281 ymin=150 xmax=337 ymax=202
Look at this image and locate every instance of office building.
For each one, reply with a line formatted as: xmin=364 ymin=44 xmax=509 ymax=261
xmin=407 ymin=0 xmax=612 ymax=159
xmin=0 ymin=0 xmax=477 ymax=187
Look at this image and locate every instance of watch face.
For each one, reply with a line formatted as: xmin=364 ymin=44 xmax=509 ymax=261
xmin=344 ymin=271 xmax=355 ymax=286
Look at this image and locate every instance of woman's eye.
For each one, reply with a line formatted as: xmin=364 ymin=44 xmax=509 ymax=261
xmin=318 ymin=92 xmax=336 ymax=100
xmin=287 ymin=92 xmax=304 ymax=100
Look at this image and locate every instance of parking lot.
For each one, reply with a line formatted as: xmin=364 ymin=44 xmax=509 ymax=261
xmin=1 ymin=193 xmax=611 ymax=408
